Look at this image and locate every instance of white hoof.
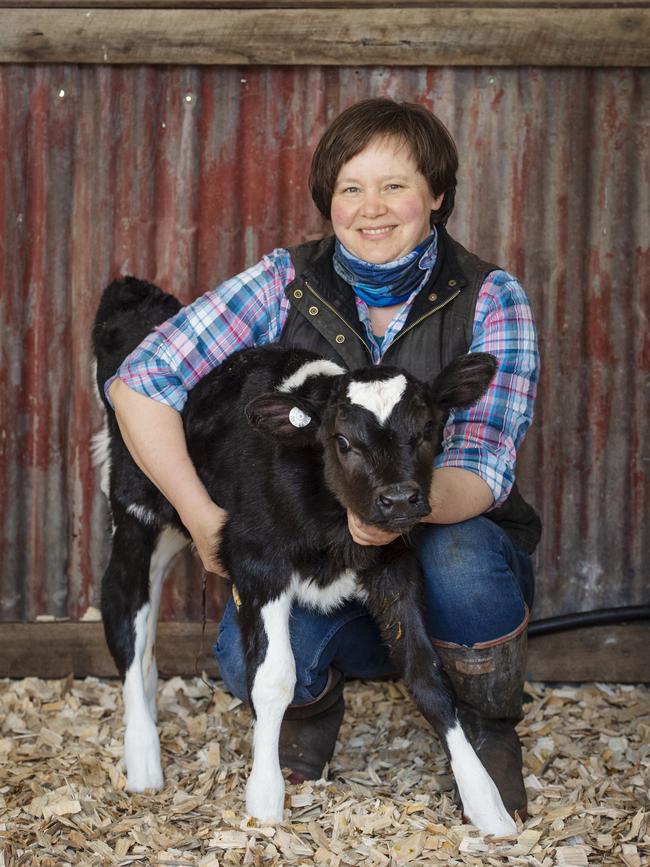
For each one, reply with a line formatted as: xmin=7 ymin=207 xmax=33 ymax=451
xmin=125 ymin=716 xmax=163 ymax=792
xmin=446 ymin=721 xmax=517 ymax=837
xmin=457 ymin=770 xmax=517 ymax=836
xmin=463 ymin=801 xmax=517 ymax=837
xmin=245 ymin=770 xmax=285 ymax=822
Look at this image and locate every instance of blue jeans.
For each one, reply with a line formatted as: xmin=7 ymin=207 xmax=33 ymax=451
xmin=214 ymin=516 xmax=535 ymax=705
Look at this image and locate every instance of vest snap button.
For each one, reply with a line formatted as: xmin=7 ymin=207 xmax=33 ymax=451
xmin=448 ymin=279 xmax=458 ymax=287
xmin=428 ymin=292 xmax=438 ymax=302
xmin=335 ymin=334 xmax=345 ymax=344
xmin=293 ymin=288 xmax=303 ymax=300
xmin=308 ymin=306 xmax=319 ymax=316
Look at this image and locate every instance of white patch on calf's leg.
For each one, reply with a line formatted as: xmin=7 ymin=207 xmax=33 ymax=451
xmin=143 ymin=528 xmax=188 ymax=720
xmin=347 ymin=375 xmax=407 ymax=425
xmin=123 ymin=603 xmax=163 ymax=792
xmin=142 ymin=648 xmax=158 ymax=723
xmin=246 ymin=591 xmax=296 ymax=822
xmin=445 ymin=721 xmax=516 ymax=836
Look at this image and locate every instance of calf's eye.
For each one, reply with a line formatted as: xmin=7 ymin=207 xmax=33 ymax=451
xmin=335 ymin=434 xmax=351 ymax=454
xmin=423 ymin=421 xmax=434 ymax=441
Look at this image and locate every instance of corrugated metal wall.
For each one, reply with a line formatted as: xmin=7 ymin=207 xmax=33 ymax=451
xmin=1 ymin=65 xmax=648 ymax=622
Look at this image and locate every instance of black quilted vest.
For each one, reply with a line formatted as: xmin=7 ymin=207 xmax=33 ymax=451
xmin=279 ymin=227 xmax=541 ymax=554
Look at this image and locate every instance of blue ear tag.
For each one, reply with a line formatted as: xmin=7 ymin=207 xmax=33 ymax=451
xmin=289 ymin=407 xmax=311 ymax=428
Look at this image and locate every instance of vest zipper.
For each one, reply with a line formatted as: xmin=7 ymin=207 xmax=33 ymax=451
xmin=303 ymin=279 xmax=373 ymax=360
xmin=381 ymin=289 xmax=462 ymax=358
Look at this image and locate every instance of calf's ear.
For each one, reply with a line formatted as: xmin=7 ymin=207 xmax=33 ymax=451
xmin=430 ymin=352 xmax=497 ymax=410
xmin=245 ymin=393 xmax=321 ymax=442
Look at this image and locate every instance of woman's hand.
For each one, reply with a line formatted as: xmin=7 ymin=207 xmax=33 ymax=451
xmin=347 ymin=510 xmax=400 ymax=546
xmin=184 ymin=501 xmax=230 ymax=576
xmin=110 ymin=380 xmax=231 ymax=575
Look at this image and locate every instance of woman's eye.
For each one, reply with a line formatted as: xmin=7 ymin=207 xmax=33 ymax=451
xmin=335 ymin=434 xmax=351 ymax=454
xmin=423 ymin=421 xmax=434 ymax=441
xmin=386 ymin=183 xmax=402 ymax=191
xmin=342 ymin=186 xmax=359 ymax=194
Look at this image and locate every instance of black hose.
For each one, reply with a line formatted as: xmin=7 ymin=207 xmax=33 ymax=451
xmin=528 ymin=604 xmax=650 ymax=637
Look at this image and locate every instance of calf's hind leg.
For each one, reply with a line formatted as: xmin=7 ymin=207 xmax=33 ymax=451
xmin=364 ymin=571 xmax=516 ymax=836
xmin=102 ymin=514 xmax=185 ymax=792
xmin=142 ymin=526 xmax=188 ymax=721
xmin=238 ymin=585 xmax=296 ymax=822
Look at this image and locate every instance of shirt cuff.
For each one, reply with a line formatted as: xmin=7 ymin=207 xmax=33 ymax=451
xmin=103 ymin=369 xmax=188 ymax=413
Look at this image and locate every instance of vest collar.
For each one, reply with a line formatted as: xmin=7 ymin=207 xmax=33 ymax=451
xmin=300 ymin=237 xmax=370 ymax=348
xmin=397 ymin=225 xmax=468 ymax=332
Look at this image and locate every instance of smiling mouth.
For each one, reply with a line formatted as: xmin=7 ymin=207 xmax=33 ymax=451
xmin=359 ymin=226 xmax=396 ymax=238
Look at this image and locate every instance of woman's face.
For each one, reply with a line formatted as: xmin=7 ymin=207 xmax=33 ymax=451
xmin=330 ymin=136 xmax=443 ymax=264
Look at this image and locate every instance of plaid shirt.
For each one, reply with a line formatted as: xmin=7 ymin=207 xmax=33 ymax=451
xmin=108 ymin=235 xmax=539 ymax=508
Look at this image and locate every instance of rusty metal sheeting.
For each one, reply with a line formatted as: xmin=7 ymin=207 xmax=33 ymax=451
xmin=1 ymin=65 xmax=648 ymax=622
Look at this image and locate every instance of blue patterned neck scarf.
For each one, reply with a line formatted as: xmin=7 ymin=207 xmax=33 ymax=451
xmin=333 ymin=234 xmax=436 ymax=308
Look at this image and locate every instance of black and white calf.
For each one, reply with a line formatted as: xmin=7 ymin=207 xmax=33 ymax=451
xmin=92 ymin=277 xmax=515 ymax=835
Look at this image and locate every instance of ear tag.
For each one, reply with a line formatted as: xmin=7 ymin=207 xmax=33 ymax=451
xmin=289 ymin=406 xmax=311 ymax=428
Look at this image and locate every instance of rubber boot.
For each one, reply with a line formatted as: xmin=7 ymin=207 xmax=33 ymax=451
xmin=433 ymin=613 xmax=529 ymax=821
xmin=279 ymin=668 xmax=345 ymax=784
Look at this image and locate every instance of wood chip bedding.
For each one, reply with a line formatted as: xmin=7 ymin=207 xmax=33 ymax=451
xmin=0 ymin=677 xmax=648 ymax=865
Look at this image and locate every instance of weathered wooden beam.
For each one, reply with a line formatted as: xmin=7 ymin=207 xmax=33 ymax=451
xmin=1 ymin=0 xmax=647 ymax=7
xmin=526 ymin=623 xmax=650 ymax=683
xmin=0 ymin=9 xmax=649 ymax=66
xmin=0 ymin=622 xmax=220 ymax=679
xmin=1 ymin=621 xmax=648 ymax=682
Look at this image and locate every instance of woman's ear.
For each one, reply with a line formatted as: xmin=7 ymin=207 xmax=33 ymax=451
xmin=429 ymin=193 xmax=445 ymax=227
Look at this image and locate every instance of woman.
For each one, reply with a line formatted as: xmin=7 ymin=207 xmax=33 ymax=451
xmin=107 ymin=98 xmax=540 ymax=820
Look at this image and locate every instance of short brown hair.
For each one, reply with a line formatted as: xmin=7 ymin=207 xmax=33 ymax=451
xmin=309 ymin=98 xmax=458 ymax=225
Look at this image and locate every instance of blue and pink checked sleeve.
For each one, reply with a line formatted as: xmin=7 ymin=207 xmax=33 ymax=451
xmin=107 ymin=251 xmax=538 ymax=509
xmin=105 ymin=249 xmax=296 ymax=411
xmin=433 ymin=270 xmax=539 ymax=508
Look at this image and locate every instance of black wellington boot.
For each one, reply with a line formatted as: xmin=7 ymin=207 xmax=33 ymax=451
xmin=279 ymin=669 xmax=345 ymax=784
xmin=433 ymin=614 xmax=529 ymax=821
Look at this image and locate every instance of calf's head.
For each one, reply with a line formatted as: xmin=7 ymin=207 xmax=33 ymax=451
xmin=246 ymin=353 xmax=496 ymax=533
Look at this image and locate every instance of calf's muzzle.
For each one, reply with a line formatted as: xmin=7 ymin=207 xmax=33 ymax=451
xmin=370 ymin=482 xmax=431 ymax=526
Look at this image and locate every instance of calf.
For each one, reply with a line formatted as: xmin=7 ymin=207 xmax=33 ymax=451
xmin=92 ymin=277 xmax=515 ymax=835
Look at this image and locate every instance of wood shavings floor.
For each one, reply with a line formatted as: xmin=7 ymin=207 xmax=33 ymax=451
xmin=0 ymin=676 xmax=648 ymax=866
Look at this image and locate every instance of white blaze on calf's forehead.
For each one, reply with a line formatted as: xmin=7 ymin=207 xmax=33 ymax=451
xmin=347 ymin=374 xmax=408 ymax=425
xmin=278 ymin=359 xmax=345 ymax=392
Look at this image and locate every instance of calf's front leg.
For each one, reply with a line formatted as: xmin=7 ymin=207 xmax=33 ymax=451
xmin=239 ymin=586 xmax=296 ymax=822
xmin=364 ymin=568 xmax=516 ymax=836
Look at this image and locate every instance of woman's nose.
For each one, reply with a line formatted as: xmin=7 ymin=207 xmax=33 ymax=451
xmin=360 ymin=192 xmax=387 ymax=218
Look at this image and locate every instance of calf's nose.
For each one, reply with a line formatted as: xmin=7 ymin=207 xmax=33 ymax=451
xmin=375 ymin=482 xmax=428 ymax=517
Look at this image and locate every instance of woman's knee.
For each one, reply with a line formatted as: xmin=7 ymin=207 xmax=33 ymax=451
xmin=214 ymin=599 xmax=329 ymax=704
xmin=214 ymin=598 xmax=379 ymax=705
xmin=414 ymin=518 xmax=532 ymax=644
